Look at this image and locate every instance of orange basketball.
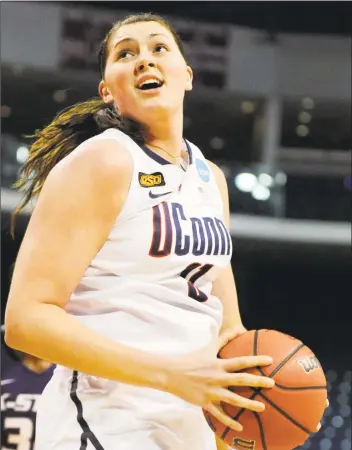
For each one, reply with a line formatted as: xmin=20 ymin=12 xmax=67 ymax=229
xmin=203 ymin=329 xmax=327 ymax=450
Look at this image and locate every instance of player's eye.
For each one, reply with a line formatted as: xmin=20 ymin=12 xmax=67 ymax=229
xmin=117 ymin=50 xmax=134 ymax=60
xmin=154 ymin=44 xmax=168 ymax=53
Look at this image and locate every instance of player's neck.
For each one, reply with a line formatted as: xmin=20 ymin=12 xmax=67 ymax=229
xmin=145 ymin=109 xmax=184 ymax=160
xmin=22 ymin=355 xmax=52 ymax=374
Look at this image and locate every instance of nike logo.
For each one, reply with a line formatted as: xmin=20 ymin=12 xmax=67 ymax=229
xmin=1 ymin=379 xmax=15 ymax=386
xmin=149 ymin=191 xmax=172 ymax=199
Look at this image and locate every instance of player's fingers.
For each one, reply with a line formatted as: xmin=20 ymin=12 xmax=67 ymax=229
xmin=218 ymin=388 xmax=266 ymax=412
xmin=222 ymin=373 xmax=275 ymax=389
xmin=205 ymin=402 xmax=243 ymax=432
xmin=222 ymin=355 xmax=273 ymax=372
xmin=317 ymin=422 xmax=322 ymax=432
xmin=217 ymin=328 xmax=241 ymax=351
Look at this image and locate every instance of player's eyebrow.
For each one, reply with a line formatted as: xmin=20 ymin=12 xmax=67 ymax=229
xmin=113 ymin=33 xmax=169 ymax=50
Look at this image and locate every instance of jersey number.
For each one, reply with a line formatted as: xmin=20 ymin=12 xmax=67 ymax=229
xmin=180 ymin=263 xmax=213 ymax=302
xmin=3 ymin=417 xmax=34 ymax=450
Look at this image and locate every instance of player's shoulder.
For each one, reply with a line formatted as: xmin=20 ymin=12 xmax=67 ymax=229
xmin=206 ymin=160 xmax=224 ymax=178
xmin=63 ymin=128 xmax=133 ymax=169
xmin=50 ymin=128 xmax=133 ymax=185
xmin=207 ymin=160 xmax=227 ymax=189
xmin=205 ymin=160 xmax=229 ymax=213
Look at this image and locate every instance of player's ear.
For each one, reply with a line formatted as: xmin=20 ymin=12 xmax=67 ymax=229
xmin=185 ymin=66 xmax=193 ymax=92
xmin=99 ymin=80 xmax=114 ymax=103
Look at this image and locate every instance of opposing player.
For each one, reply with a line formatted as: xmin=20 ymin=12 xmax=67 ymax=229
xmin=1 ymin=327 xmax=54 ymax=450
xmin=5 ymin=13 xmax=276 ymax=450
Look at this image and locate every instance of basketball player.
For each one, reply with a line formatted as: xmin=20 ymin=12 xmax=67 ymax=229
xmin=1 ymin=327 xmax=54 ymax=450
xmin=5 ymin=13 xmax=290 ymax=450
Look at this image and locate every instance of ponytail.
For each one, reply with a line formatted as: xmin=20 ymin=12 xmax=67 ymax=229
xmin=11 ymin=98 xmax=146 ymax=235
xmin=11 ymin=12 xmax=184 ymax=235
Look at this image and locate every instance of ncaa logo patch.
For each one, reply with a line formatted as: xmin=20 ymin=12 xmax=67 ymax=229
xmin=138 ymin=172 xmax=166 ymax=188
xmin=195 ymin=159 xmax=210 ymax=182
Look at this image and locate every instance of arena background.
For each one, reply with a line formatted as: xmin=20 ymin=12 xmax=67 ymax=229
xmin=1 ymin=2 xmax=351 ymax=450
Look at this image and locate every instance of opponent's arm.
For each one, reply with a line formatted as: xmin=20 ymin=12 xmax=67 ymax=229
xmin=208 ymin=161 xmax=244 ymax=333
xmin=5 ymin=140 xmax=169 ymax=390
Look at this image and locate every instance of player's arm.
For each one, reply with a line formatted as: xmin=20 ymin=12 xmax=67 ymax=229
xmin=208 ymin=161 xmax=245 ymax=450
xmin=208 ymin=161 xmax=244 ymax=333
xmin=4 ymin=140 xmax=169 ymax=391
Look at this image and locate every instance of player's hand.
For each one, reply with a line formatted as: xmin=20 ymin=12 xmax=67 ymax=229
xmin=217 ymin=324 xmax=248 ymax=354
xmin=166 ymin=329 xmax=275 ymax=432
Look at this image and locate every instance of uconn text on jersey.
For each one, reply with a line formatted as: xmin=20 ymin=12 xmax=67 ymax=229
xmin=149 ymin=202 xmax=232 ymax=258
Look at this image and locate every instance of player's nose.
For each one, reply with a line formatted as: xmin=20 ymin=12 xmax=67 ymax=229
xmin=134 ymin=59 xmax=157 ymax=75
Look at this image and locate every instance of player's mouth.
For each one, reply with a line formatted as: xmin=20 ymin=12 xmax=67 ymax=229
xmin=135 ymin=76 xmax=164 ymax=95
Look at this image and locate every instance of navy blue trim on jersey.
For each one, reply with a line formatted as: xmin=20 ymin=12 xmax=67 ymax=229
xmin=142 ymin=139 xmax=193 ymax=167
xmin=142 ymin=145 xmax=170 ymax=165
xmin=184 ymin=139 xmax=193 ymax=165
xmin=70 ymin=371 xmax=105 ymax=450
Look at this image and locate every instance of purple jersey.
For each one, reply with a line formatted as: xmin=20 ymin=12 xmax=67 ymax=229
xmin=1 ymin=360 xmax=54 ymax=450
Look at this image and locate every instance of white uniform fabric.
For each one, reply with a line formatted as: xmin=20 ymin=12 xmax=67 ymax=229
xmin=35 ymin=128 xmax=233 ymax=450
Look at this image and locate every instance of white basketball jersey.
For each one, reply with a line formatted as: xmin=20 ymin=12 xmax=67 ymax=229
xmin=65 ymin=128 xmax=232 ymax=357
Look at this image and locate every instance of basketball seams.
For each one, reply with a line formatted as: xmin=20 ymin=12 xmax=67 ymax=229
xmin=220 ymin=427 xmax=229 ymax=440
xmin=269 ymin=343 xmax=305 ymax=378
xmin=274 ymin=383 xmax=327 ymax=391
xmin=256 ymin=332 xmax=306 ymax=380
xmin=253 ymin=411 xmax=268 ymax=450
xmin=254 ymin=329 xmax=259 ymax=356
xmin=256 ymin=341 xmax=326 ymax=389
xmin=256 ymin=391 xmax=311 ymax=434
xmin=257 ymin=366 xmax=266 ymax=376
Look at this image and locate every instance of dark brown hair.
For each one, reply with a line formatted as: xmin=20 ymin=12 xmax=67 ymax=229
xmin=11 ymin=13 xmax=185 ymax=234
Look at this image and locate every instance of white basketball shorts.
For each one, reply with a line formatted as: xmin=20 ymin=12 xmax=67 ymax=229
xmin=35 ymin=369 xmax=217 ymax=450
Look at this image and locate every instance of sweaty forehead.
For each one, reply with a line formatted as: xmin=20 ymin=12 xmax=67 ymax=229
xmin=110 ymin=21 xmax=174 ymax=46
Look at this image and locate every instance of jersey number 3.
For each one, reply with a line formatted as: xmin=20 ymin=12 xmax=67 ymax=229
xmin=3 ymin=417 xmax=33 ymax=450
xmin=180 ymin=263 xmax=213 ymax=302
